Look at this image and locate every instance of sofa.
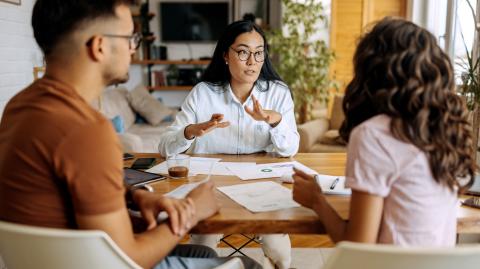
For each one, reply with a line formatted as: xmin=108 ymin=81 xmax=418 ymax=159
xmin=92 ymin=86 xmax=176 ymax=153
xmin=297 ymin=95 xmax=347 ymax=153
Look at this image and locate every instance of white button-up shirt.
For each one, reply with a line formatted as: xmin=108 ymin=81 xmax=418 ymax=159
xmin=158 ymin=80 xmax=299 ymax=157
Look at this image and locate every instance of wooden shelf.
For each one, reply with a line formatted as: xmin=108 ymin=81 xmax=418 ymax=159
xmin=132 ymin=59 xmax=211 ymax=65
xmin=147 ymin=86 xmax=194 ymax=91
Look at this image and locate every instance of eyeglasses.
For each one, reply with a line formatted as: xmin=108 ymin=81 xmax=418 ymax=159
xmin=229 ymin=47 xmax=265 ymax=63
xmin=86 ymin=32 xmax=142 ymax=50
xmin=104 ymin=32 xmax=142 ymax=50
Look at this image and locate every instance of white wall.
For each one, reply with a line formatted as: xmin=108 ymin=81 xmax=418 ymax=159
xmin=0 ymin=0 xmax=43 ymax=116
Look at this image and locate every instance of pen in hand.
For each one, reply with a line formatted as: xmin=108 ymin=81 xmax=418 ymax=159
xmin=330 ymin=177 xmax=340 ymax=190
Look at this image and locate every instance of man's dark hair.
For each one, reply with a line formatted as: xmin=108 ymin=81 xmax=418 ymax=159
xmin=32 ymin=0 xmax=132 ymax=56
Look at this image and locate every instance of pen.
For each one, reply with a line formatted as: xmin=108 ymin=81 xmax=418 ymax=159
xmin=330 ymin=177 xmax=340 ymax=190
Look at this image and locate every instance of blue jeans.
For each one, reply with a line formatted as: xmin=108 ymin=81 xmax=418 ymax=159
xmin=153 ymin=244 xmax=261 ymax=269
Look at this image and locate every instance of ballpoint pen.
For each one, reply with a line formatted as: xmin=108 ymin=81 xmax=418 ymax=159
xmin=330 ymin=177 xmax=340 ymax=190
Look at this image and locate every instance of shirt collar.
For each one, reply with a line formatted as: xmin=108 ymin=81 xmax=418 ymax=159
xmin=225 ymin=82 xmax=261 ymax=105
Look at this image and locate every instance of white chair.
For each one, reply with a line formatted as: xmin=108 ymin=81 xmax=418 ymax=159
xmin=323 ymin=241 xmax=480 ymax=269
xmin=212 ymin=257 xmax=245 ymax=269
xmin=0 ymin=220 xmax=141 ymax=269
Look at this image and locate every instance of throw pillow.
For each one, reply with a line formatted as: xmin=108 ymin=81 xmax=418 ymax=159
xmin=111 ymin=115 xmax=125 ymax=133
xmin=127 ymin=85 xmax=175 ymax=125
xmin=318 ymin=130 xmax=347 ymax=146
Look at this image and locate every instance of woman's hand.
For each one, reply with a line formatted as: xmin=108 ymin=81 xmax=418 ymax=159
xmin=244 ymin=95 xmax=282 ymax=127
xmin=184 ymin=113 xmax=230 ymax=140
xmin=133 ymin=190 xmax=196 ymax=236
xmin=292 ymin=167 xmax=324 ymax=210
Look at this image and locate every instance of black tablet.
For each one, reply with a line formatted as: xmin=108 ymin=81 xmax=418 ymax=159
xmin=124 ymin=168 xmax=165 ymax=186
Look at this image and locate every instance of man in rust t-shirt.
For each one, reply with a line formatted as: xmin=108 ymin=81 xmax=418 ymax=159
xmin=0 ymin=1 xmax=265 ymax=269
xmin=0 ymin=77 xmax=125 ymax=228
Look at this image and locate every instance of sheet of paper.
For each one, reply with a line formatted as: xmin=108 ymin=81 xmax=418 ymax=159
xmin=228 ymin=161 xmax=318 ymax=180
xmin=315 ymin=175 xmax=351 ymax=195
xmin=146 ymin=157 xmax=221 ymax=176
xmin=212 ymin=162 xmax=256 ymax=176
xmin=164 ymin=178 xmax=210 ymax=199
xmin=217 ymin=181 xmax=300 ymax=212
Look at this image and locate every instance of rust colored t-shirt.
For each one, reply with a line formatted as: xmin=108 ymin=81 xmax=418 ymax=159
xmin=0 ymin=77 xmax=125 ymax=228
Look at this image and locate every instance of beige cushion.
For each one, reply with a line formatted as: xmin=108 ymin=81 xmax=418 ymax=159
xmin=127 ymin=85 xmax=175 ymax=125
xmin=96 ymin=88 xmax=136 ymax=129
xmin=318 ymin=129 xmax=347 ymax=146
xmin=329 ymin=95 xmax=344 ymax=130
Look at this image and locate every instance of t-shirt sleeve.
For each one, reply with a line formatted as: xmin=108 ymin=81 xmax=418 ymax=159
xmin=54 ymin=119 xmax=126 ymax=215
xmin=345 ymin=125 xmax=398 ymax=197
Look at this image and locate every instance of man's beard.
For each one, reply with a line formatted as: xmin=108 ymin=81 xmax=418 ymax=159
xmin=105 ymin=72 xmax=129 ymax=86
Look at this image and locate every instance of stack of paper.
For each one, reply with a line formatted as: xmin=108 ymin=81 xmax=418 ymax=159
xmin=217 ymin=181 xmax=300 ymax=213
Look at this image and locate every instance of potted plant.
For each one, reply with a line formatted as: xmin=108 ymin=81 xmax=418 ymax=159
xmin=267 ymin=0 xmax=336 ymax=123
xmin=458 ymin=0 xmax=480 ymax=161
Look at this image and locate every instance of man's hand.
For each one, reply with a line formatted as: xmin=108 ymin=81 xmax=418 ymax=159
xmin=184 ymin=114 xmax=230 ymax=140
xmin=133 ymin=190 xmax=195 ymax=236
xmin=244 ymin=95 xmax=282 ymax=127
xmin=292 ymin=168 xmax=323 ymax=209
xmin=186 ymin=180 xmax=220 ymax=222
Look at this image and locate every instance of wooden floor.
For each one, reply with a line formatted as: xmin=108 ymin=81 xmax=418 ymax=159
xmin=182 ymin=234 xmax=335 ymax=248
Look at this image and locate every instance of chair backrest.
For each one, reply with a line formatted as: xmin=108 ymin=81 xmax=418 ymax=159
xmin=212 ymin=257 xmax=245 ymax=269
xmin=0 ymin=220 xmax=141 ymax=269
xmin=323 ymin=241 xmax=480 ymax=269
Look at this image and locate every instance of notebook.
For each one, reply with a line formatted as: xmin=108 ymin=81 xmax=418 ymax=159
xmin=314 ymin=174 xmax=351 ymax=195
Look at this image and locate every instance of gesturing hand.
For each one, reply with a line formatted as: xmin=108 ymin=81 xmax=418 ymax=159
xmin=244 ymin=95 xmax=282 ymax=126
xmin=184 ymin=113 xmax=230 ymax=140
xmin=133 ymin=190 xmax=196 ymax=236
xmin=292 ymin=167 xmax=323 ymax=210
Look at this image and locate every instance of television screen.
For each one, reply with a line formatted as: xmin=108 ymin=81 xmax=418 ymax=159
xmin=160 ymin=2 xmax=229 ymax=42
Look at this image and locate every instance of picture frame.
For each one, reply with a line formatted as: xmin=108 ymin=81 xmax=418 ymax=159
xmin=0 ymin=0 xmax=21 ymax=5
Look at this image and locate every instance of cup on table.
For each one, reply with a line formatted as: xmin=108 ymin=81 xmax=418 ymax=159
xmin=167 ymin=154 xmax=190 ymax=179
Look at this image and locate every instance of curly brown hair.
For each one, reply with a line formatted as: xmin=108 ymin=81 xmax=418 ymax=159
xmin=339 ymin=17 xmax=475 ymax=192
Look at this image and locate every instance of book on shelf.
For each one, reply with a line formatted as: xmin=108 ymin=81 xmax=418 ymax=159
xmin=150 ymin=70 xmax=167 ymax=87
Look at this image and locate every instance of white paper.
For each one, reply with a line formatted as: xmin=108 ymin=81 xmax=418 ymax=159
xmin=146 ymin=157 xmax=221 ymax=176
xmin=314 ymin=175 xmax=351 ymax=195
xmin=212 ymin=162 xmax=257 ymax=176
xmin=228 ymin=161 xmax=318 ymax=180
xmin=217 ymin=181 xmax=300 ymax=212
xmin=164 ymin=178 xmax=210 ymax=199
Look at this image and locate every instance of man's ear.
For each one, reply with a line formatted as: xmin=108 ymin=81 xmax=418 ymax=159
xmin=86 ymin=35 xmax=106 ymax=62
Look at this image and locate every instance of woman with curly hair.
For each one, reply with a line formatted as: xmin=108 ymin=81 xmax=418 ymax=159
xmin=292 ymin=17 xmax=475 ymax=246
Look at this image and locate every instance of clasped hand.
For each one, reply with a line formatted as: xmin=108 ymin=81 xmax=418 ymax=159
xmin=132 ymin=181 xmax=219 ymax=237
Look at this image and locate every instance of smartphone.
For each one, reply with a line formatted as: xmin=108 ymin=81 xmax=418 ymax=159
xmin=131 ymin=158 xmax=156 ymax=169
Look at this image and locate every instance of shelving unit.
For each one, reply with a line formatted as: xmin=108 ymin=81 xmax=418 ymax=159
xmin=131 ymin=59 xmax=211 ymax=91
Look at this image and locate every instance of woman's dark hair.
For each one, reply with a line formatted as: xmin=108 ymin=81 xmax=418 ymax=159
xmin=202 ymin=20 xmax=283 ymax=91
xmin=339 ymin=17 xmax=475 ymax=192
xmin=32 ymin=0 xmax=132 ymax=56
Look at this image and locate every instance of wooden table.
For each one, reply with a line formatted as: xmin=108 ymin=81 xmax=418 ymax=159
xmin=127 ymin=153 xmax=480 ymax=235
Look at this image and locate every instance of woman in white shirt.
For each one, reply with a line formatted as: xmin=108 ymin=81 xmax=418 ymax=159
xmin=158 ymin=20 xmax=299 ymax=269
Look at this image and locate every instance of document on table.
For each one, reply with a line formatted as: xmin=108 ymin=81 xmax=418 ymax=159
xmin=164 ymin=178 xmax=210 ymax=199
xmin=146 ymin=157 xmax=221 ymax=176
xmin=217 ymin=181 xmax=300 ymax=212
xmin=228 ymin=161 xmax=318 ymax=180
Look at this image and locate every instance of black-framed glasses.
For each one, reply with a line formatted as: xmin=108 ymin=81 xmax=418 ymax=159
xmin=87 ymin=32 xmax=142 ymax=50
xmin=229 ymin=47 xmax=265 ymax=63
